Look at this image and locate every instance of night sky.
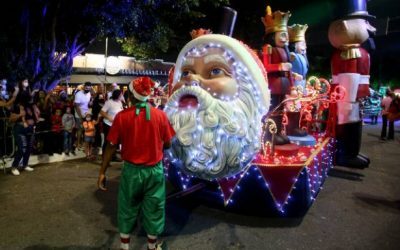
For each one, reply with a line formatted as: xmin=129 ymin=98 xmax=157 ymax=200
xmin=85 ymin=0 xmax=399 ymax=86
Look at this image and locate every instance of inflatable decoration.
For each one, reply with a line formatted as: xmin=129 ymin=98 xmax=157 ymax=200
xmin=328 ymin=0 xmax=375 ymax=168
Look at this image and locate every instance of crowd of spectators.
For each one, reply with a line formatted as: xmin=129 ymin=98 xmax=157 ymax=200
xmin=0 ymin=77 xmax=167 ymax=176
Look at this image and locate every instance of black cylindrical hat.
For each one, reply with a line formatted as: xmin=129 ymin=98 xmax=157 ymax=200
xmin=335 ymin=0 xmax=375 ymax=19
xmin=218 ymin=6 xmax=237 ymax=37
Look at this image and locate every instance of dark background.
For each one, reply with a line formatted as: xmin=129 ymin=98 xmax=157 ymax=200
xmin=86 ymin=0 xmax=400 ymax=88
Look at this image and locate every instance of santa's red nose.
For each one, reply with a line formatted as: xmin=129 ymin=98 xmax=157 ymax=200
xmin=179 ymin=94 xmax=199 ymax=109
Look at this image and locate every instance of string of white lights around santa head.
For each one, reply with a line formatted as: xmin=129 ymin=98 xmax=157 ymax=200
xmin=164 ymin=42 xmax=269 ymax=178
xmin=165 ymin=42 xmax=268 ymax=112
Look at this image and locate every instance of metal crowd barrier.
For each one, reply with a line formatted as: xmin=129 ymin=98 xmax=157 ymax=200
xmin=0 ymin=117 xmax=80 ymax=173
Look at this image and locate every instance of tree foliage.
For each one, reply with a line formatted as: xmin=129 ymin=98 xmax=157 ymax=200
xmin=116 ymin=0 xmax=228 ymax=59
xmin=0 ymin=0 xmax=228 ymax=91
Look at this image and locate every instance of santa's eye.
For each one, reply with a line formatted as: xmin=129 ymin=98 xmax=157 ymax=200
xmin=210 ymin=68 xmax=224 ymax=77
xmin=181 ymin=70 xmax=192 ymax=78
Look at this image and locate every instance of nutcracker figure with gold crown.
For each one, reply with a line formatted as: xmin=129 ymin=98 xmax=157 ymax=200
xmin=328 ymin=0 xmax=376 ymax=168
xmin=260 ymin=5 xmax=294 ymax=146
xmin=285 ymin=23 xmax=317 ymax=146
xmin=288 ymin=24 xmax=309 ymax=94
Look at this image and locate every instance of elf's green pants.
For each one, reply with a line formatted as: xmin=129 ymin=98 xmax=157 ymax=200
xmin=118 ymin=161 xmax=165 ymax=235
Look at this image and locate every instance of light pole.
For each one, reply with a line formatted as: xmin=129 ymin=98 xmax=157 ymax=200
xmin=103 ymin=37 xmax=109 ymax=94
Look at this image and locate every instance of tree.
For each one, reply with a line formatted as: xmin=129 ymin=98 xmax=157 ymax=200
xmin=0 ymin=0 xmax=228 ymax=91
xmin=117 ymin=0 xmax=228 ymax=60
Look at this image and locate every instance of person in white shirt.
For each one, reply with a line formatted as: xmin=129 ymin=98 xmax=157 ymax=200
xmin=107 ymin=83 xmax=118 ymax=100
xmin=100 ymin=89 xmax=123 ymax=157
xmin=74 ymin=81 xmax=92 ymax=149
xmin=380 ymin=89 xmax=394 ymax=140
xmin=107 ymin=82 xmax=126 ymax=105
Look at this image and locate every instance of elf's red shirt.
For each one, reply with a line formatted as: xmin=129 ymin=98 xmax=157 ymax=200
xmin=107 ymin=105 xmax=175 ymax=166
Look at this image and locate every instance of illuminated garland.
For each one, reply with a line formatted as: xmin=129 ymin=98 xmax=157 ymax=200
xmin=261 ymin=118 xmax=277 ymax=157
xmin=166 ymin=136 xmax=335 ymax=214
xmin=261 ymin=76 xmax=346 ymax=146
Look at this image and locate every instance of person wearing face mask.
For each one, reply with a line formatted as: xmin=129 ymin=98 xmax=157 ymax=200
xmin=74 ymin=81 xmax=92 ymax=150
xmin=9 ymin=95 xmax=37 ymax=176
xmin=16 ymin=79 xmax=33 ymax=106
xmin=22 ymin=79 xmax=29 ymax=88
xmin=82 ymin=111 xmax=98 ymax=160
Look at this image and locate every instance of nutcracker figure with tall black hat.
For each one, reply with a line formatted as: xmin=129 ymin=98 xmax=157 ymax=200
xmin=260 ymin=5 xmax=293 ymax=145
xmin=328 ymin=0 xmax=376 ymax=168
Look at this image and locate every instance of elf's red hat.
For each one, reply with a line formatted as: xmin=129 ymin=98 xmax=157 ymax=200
xmin=129 ymin=76 xmax=155 ymax=101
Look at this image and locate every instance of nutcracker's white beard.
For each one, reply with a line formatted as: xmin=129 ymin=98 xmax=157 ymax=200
xmin=165 ymin=77 xmax=263 ymax=180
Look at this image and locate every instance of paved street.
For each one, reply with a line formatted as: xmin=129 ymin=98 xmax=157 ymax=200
xmin=1 ymin=122 xmax=399 ymax=250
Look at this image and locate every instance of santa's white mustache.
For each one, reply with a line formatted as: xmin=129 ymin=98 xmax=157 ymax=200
xmin=168 ymin=84 xmax=214 ymax=110
xmin=186 ymin=80 xmax=200 ymax=87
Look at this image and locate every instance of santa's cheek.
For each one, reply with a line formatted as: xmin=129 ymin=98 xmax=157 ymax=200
xmin=203 ymin=78 xmax=238 ymax=98
xmin=171 ymin=82 xmax=184 ymax=94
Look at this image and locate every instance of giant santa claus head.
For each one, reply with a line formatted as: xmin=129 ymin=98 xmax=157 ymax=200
xmin=165 ymin=34 xmax=270 ymax=180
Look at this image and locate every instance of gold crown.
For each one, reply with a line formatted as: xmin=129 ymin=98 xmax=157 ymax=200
xmin=190 ymin=28 xmax=212 ymax=39
xmin=261 ymin=5 xmax=291 ymax=35
xmin=288 ymin=24 xmax=308 ymax=42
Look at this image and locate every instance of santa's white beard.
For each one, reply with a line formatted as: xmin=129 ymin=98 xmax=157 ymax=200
xmin=166 ymin=85 xmax=262 ymax=180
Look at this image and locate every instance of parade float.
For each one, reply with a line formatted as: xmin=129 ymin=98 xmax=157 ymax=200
xmin=162 ymin=1 xmax=373 ymax=216
xmin=163 ymin=33 xmax=343 ymax=215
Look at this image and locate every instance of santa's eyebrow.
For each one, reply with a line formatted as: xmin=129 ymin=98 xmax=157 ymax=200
xmin=181 ymin=58 xmax=195 ymax=68
xmin=203 ymin=54 xmax=229 ymax=65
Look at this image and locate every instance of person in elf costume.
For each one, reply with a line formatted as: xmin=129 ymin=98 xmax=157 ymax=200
xmin=260 ymin=5 xmax=301 ymax=145
xmin=328 ymin=0 xmax=376 ymax=168
xmin=97 ymin=76 xmax=175 ymax=250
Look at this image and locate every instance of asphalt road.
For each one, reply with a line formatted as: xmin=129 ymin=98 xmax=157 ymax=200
xmin=0 ymin=121 xmax=399 ymax=250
